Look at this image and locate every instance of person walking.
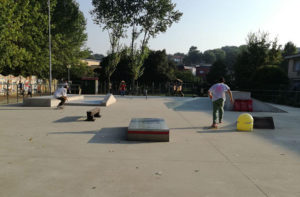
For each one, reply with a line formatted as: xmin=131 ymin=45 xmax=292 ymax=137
xmin=119 ymin=80 xmax=126 ymax=96
xmin=208 ymin=77 xmax=234 ymax=128
xmin=54 ymin=85 xmax=68 ymax=109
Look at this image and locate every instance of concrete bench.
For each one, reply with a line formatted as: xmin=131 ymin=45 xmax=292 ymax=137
xmin=86 ymin=107 xmax=101 ymax=121
xmin=127 ymin=118 xmax=169 ymax=142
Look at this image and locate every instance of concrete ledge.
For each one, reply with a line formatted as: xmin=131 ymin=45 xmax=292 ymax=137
xmin=127 ymin=118 xmax=169 ymax=142
xmin=23 ymin=95 xmax=84 ymax=107
xmin=100 ymin=94 xmax=117 ymax=106
xmin=225 ymin=91 xmax=251 ymax=110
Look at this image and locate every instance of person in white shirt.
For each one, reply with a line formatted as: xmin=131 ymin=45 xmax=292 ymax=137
xmin=208 ymin=77 xmax=234 ymax=128
xmin=54 ymin=85 xmax=68 ymax=109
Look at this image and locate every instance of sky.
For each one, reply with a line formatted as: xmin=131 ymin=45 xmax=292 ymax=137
xmin=76 ymin=0 xmax=300 ymax=55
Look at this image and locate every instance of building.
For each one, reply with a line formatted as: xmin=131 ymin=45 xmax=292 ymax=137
xmin=170 ymin=55 xmax=184 ymax=65
xmin=196 ymin=64 xmax=212 ymax=80
xmin=81 ymin=59 xmax=101 ymax=70
xmin=286 ymin=53 xmax=300 ymax=90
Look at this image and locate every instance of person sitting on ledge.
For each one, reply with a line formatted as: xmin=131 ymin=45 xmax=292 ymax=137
xmin=54 ymin=85 xmax=68 ymax=109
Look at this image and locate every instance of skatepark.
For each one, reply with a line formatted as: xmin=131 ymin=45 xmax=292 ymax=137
xmin=1 ymin=95 xmax=300 ymax=197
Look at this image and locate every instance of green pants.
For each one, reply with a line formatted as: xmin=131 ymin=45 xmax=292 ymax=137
xmin=212 ymin=98 xmax=225 ymax=124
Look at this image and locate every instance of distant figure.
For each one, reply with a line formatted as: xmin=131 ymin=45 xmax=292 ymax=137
xmin=18 ymin=81 xmax=24 ymax=96
xmin=208 ymin=77 xmax=234 ymax=128
xmin=119 ymin=80 xmax=126 ymax=96
xmin=54 ymin=85 xmax=68 ymax=109
xmin=173 ymin=79 xmax=184 ymax=97
xmin=27 ymin=85 xmax=32 ymax=97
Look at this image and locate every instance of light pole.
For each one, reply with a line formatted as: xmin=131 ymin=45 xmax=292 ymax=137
xmin=48 ymin=0 xmax=52 ymax=94
xmin=67 ymin=65 xmax=71 ymax=83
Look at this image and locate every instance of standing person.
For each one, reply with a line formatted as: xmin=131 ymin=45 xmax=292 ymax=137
xmin=27 ymin=85 xmax=32 ymax=97
xmin=119 ymin=80 xmax=126 ymax=96
xmin=54 ymin=85 xmax=68 ymax=109
xmin=208 ymin=77 xmax=234 ymax=128
xmin=18 ymin=81 xmax=24 ymax=96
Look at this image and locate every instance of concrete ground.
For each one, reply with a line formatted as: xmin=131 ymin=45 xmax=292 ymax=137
xmin=1 ymin=96 xmax=300 ymax=197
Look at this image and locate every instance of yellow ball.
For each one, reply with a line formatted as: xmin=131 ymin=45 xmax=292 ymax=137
xmin=237 ymin=113 xmax=253 ymax=131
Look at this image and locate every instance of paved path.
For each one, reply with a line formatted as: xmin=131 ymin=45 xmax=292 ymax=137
xmin=1 ymin=96 xmax=300 ymax=197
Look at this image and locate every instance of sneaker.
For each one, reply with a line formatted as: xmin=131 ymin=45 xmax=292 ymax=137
xmin=211 ymin=123 xmax=218 ymax=128
xmin=57 ymin=106 xmax=64 ymax=109
xmin=219 ymin=121 xmax=223 ymax=124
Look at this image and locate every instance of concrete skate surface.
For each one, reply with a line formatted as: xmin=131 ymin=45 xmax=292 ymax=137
xmin=1 ymin=96 xmax=300 ymax=197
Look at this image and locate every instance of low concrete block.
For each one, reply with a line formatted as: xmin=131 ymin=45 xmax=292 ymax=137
xmin=127 ymin=118 xmax=169 ymax=142
xmin=23 ymin=95 xmax=84 ymax=107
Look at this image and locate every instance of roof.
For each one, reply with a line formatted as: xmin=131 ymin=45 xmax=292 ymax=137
xmin=285 ymin=53 xmax=300 ymax=59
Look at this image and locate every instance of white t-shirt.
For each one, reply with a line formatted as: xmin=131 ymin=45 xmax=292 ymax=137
xmin=209 ymin=83 xmax=230 ymax=102
xmin=54 ymin=87 xmax=67 ymax=98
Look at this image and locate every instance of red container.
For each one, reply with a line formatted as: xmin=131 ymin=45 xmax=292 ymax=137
xmin=234 ymin=99 xmax=241 ymax=111
xmin=240 ymin=100 xmax=248 ymax=111
xmin=247 ymin=99 xmax=253 ymax=112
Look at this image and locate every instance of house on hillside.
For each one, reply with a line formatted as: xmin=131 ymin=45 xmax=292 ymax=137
xmin=170 ymin=55 xmax=184 ymax=65
xmin=196 ymin=64 xmax=212 ymax=81
xmin=81 ymin=59 xmax=101 ymax=70
xmin=286 ymin=53 xmax=300 ymax=90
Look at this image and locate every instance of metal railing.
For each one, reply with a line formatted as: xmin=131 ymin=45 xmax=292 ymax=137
xmin=249 ymin=89 xmax=300 ymax=107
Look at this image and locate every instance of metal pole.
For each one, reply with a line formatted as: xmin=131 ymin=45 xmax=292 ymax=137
xmin=48 ymin=0 xmax=52 ymax=95
xmin=6 ymin=82 xmax=9 ymax=104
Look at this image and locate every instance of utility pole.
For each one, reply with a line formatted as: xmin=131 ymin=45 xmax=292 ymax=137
xmin=48 ymin=0 xmax=52 ymax=94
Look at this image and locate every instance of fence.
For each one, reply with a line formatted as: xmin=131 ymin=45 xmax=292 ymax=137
xmin=250 ymin=89 xmax=300 ymax=107
xmin=98 ymin=81 xmax=206 ymax=96
xmin=0 ymin=82 xmax=53 ymax=105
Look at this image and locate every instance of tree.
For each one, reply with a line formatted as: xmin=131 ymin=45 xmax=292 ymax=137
xmin=183 ymin=46 xmax=202 ymax=65
xmin=140 ymin=49 xmax=175 ymax=84
xmin=127 ymin=0 xmax=182 ymax=92
xmin=206 ymin=59 xmax=228 ymax=85
xmin=174 ymin=70 xmax=199 ymax=83
xmin=91 ymin=0 xmax=130 ymax=92
xmin=0 ymin=0 xmax=49 ymax=77
xmin=234 ymin=31 xmax=282 ymax=89
xmin=221 ymin=46 xmax=241 ymax=72
xmin=252 ymin=65 xmax=289 ymax=90
xmin=282 ymin=41 xmax=297 ymax=57
xmin=0 ymin=0 xmax=89 ymax=80
xmin=51 ymin=0 xmax=88 ymax=80
xmin=203 ymin=50 xmax=216 ymax=64
xmin=212 ymin=49 xmax=226 ymax=61
xmin=281 ymin=41 xmax=298 ymax=72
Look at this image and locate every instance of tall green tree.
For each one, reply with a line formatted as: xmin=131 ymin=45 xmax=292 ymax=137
xmin=252 ymin=65 xmax=289 ymax=90
xmin=91 ymin=0 xmax=129 ymax=92
xmin=206 ymin=59 xmax=228 ymax=85
xmin=127 ymin=0 xmax=182 ymax=91
xmin=0 ymin=0 xmax=89 ymax=80
xmin=51 ymin=0 xmax=88 ymax=80
xmin=183 ymin=46 xmax=202 ymax=65
xmin=0 ymin=0 xmax=49 ymax=77
xmin=282 ymin=41 xmax=297 ymax=57
xmin=140 ymin=49 xmax=175 ymax=84
xmin=234 ymin=31 xmax=282 ymax=89
xmin=203 ymin=50 xmax=216 ymax=64
xmin=281 ymin=41 xmax=298 ymax=72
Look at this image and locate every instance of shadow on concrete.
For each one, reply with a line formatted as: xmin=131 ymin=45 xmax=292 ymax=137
xmin=197 ymin=129 xmax=238 ymax=133
xmin=54 ymin=116 xmax=85 ymax=123
xmin=165 ymin=97 xmax=212 ymax=112
xmin=170 ymin=127 xmax=203 ymax=130
xmin=49 ymin=127 xmax=154 ymax=144
xmin=88 ymin=127 xmax=127 ymax=144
